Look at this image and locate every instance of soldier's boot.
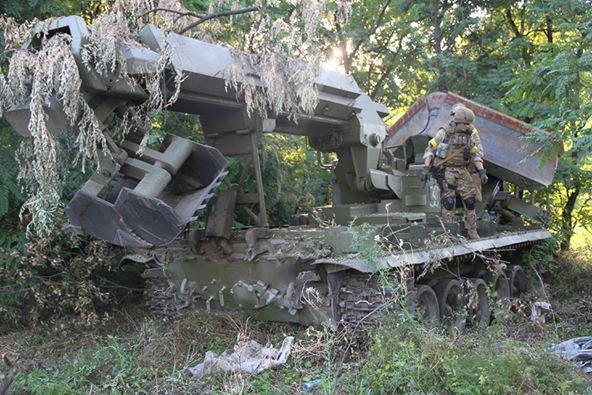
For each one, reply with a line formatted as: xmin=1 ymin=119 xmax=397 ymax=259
xmin=442 ymin=208 xmax=455 ymax=223
xmin=466 ymin=209 xmax=479 ymax=239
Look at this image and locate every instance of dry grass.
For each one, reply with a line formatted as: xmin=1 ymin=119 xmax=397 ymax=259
xmin=2 ymin=248 xmax=592 ymax=394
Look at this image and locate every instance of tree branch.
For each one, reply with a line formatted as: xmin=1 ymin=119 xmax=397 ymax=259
xmin=370 ymin=34 xmax=404 ymax=99
xmin=0 ymin=355 xmax=17 ymax=395
xmin=370 ymin=63 xmax=395 ymax=99
xmin=504 ymin=7 xmax=533 ymax=64
xmin=177 ymin=7 xmax=259 ymax=35
xmin=140 ymin=8 xmax=205 ymax=20
xmin=504 ymin=7 xmax=522 ymax=38
xmin=545 ymin=15 xmax=554 ymax=43
xmin=348 ymin=0 xmax=393 ymax=67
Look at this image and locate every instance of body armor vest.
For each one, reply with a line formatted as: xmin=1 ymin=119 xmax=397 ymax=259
xmin=440 ymin=126 xmax=472 ymax=167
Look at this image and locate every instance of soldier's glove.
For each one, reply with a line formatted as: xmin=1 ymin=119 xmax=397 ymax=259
xmin=420 ymin=166 xmax=430 ymax=184
xmin=478 ymin=169 xmax=488 ymax=184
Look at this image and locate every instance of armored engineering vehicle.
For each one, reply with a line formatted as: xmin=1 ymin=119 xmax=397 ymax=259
xmin=5 ymin=16 xmax=561 ymax=328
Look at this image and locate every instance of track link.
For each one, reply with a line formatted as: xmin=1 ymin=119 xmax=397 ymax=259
xmin=338 ymin=272 xmax=394 ymax=325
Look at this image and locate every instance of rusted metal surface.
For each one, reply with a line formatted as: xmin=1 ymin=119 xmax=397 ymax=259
xmin=338 ymin=272 xmax=388 ymax=325
xmin=386 ymin=92 xmax=561 ymax=188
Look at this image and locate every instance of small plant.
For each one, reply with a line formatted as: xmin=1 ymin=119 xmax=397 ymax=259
xmin=11 ymin=335 xmax=157 ymax=394
xmin=339 ymin=317 xmax=587 ymax=394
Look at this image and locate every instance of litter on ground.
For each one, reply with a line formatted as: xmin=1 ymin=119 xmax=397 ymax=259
xmin=188 ymin=336 xmax=294 ymax=379
xmin=551 ymin=337 xmax=592 ymax=373
xmin=530 ymin=301 xmax=551 ymax=324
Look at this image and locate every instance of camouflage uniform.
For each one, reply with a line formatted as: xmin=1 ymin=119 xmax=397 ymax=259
xmin=424 ymin=122 xmax=484 ymax=238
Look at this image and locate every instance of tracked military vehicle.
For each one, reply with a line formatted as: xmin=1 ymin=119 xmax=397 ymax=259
xmin=5 ymin=16 xmax=561 ymax=328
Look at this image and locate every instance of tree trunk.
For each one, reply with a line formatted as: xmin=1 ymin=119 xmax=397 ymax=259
xmin=341 ymin=39 xmax=350 ymax=74
xmin=560 ymin=186 xmax=580 ymax=251
xmin=545 ymin=15 xmax=553 ymax=43
xmin=433 ymin=13 xmax=446 ymax=91
xmin=559 ymin=44 xmax=585 ymax=251
xmin=505 ymin=7 xmax=532 ymax=64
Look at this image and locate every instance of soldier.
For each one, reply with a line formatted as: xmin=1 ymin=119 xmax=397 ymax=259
xmin=420 ymin=103 xmax=487 ymax=239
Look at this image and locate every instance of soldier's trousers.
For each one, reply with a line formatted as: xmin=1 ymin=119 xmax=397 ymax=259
xmin=441 ymin=166 xmax=476 ymax=201
xmin=440 ymin=166 xmax=479 ymax=238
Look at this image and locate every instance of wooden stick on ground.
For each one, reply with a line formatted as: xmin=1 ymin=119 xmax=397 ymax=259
xmin=0 ymin=354 xmax=17 ymax=395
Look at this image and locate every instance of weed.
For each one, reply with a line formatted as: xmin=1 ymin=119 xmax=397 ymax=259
xmin=339 ymin=316 xmax=588 ymax=394
xmin=11 ymin=335 xmax=156 ymax=394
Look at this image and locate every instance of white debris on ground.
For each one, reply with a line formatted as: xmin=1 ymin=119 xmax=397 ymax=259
xmin=530 ymin=301 xmax=551 ymax=324
xmin=551 ymin=337 xmax=592 ymax=373
xmin=188 ymin=336 xmax=294 ymax=379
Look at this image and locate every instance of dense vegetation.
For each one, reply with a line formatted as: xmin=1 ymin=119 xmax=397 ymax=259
xmin=0 ymin=0 xmax=591 ymax=393
xmin=1 ymin=0 xmax=590 ymax=236
xmin=3 ymin=251 xmax=592 ymax=393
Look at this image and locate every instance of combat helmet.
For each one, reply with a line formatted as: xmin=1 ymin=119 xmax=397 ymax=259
xmin=450 ymin=102 xmax=466 ymax=115
xmin=452 ymin=105 xmax=475 ymax=125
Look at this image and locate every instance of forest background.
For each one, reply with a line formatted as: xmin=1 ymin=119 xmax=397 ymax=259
xmin=0 ymin=0 xmax=591 ymax=322
xmin=0 ymin=1 xmax=591 ymax=393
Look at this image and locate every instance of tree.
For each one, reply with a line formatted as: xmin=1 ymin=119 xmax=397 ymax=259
xmin=503 ymin=0 xmax=592 ymax=249
xmin=339 ymin=0 xmax=429 ymax=107
xmin=335 ymin=0 xmax=591 ymax=249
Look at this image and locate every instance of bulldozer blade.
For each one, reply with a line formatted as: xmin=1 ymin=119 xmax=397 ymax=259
xmin=66 ymin=191 xmax=153 ymax=249
xmin=66 ymin=137 xmax=228 ymax=248
xmin=386 ymin=92 xmax=562 ymax=188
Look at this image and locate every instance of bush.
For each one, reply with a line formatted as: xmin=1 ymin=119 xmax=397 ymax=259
xmin=0 ymin=215 xmax=132 ymax=330
xmin=341 ymin=317 xmax=588 ymax=394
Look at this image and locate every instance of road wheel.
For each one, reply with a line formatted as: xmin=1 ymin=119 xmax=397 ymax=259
xmin=408 ymin=285 xmax=440 ymax=324
xmin=465 ymin=278 xmax=490 ymax=328
xmin=483 ymin=271 xmax=510 ymax=299
xmin=506 ymin=265 xmax=528 ymax=297
xmin=434 ymin=279 xmax=466 ymax=330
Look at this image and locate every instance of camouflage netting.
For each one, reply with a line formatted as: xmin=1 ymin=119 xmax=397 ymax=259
xmin=0 ymin=0 xmax=351 ymax=237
